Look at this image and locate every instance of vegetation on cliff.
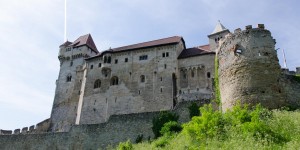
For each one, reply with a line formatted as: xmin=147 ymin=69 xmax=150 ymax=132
xmin=115 ymin=104 xmax=300 ymax=150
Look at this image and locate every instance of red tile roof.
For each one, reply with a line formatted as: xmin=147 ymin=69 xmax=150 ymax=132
xmin=71 ymin=34 xmax=99 ymax=53
xmin=59 ymin=41 xmax=72 ymax=47
xmin=178 ymin=44 xmax=214 ymax=59
xmin=112 ymin=36 xmax=183 ymax=52
xmin=86 ymin=36 xmax=185 ymax=60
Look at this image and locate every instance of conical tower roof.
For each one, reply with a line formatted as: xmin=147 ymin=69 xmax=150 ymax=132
xmin=211 ymin=21 xmax=228 ymax=34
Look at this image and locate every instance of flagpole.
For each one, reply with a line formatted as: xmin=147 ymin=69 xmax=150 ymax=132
xmin=64 ymin=0 xmax=67 ymax=42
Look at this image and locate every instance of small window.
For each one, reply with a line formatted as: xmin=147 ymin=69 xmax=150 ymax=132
xmin=166 ymin=52 xmax=169 ymax=57
xmin=160 ymin=88 xmax=163 ymax=93
xmin=191 ymin=71 xmax=195 ymax=78
xmin=162 ymin=53 xmax=165 ymax=57
xmin=98 ymin=63 xmax=102 ymax=67
xmin=125 ymin=58 xmax=128 ymax=62
xmin=164 ymin=64 xmax=167 ymax=69
xmin=104 ymin=56 xmax=107 ymax=63
xmin=107 ymin=56 xmax=111 ymax=63
xmin=115 ymin=59 xmax=118 ymax=64
xmin=160 ymin=77 xmax=163 ymax=81
xmin=183 ymin=72 xmax=187 ymax=79
xmin=236 ymin=49 xmax=242 ymax=54
xmin=90 ymin=65 xmax=93 ymax=69
xmin=94 ymin=79 xmax=101 ymax=89
xmin=207 ymin=72 xmax=211 ymax=78
xmin=66 ymin=75 xmax=72 ymax=82
xmin=138 ymin=90 xmax=141 ymax=95
xmin=110 ymin=76 xmax=119 ymax=85
xmin=139 ymin=55 xmax=148 ymax=60
xmin=140 ymin=75 xmax=145 ymax=83
xmin=70 ymin=61 xmax=73 ymax=66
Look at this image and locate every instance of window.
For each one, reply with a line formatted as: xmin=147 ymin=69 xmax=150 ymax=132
xmin=66 ymin=47 xmax=71 ymax=52
xmin=70 ymin=61 xmax=73 ymax=66
xmin=164 ymin=64 xmax=167 ymax=69
xmin=110 ymin=76 xmax=119 ymax=85
xmin=107 ymin=56 xmax=111 ymax=63
xmin=140 ymin=75 xmax=145 ymax=83
xmin=139 ymin=55 xmax=148 ymax=60
xmin=94 ymin=79 xmax=101 ymax=89
xmin=104 ymin=56 xmax=107 ymax=63
xmin=160 ymin=88 xmax=163 ymax=93
xmin=115 ymin=59 xmax=118 ymax=64
xmin=98 ymin=63 xmax=102 ymax=67
xmin=125 ymin=58 xmax=128 ymax=62
xmin=162 ymin=53 xmax=165 ymax=57
xmin=160 ymin=77 xmax=163 ymax=81
xmin=90 ymin=65 xmax=93 ymax=69
xmin=166 ymin=52 xmax=169 ymax=57
xmin=66 ymin=75 xmax=72 ymax=82
xmin=207 ymin=72 xmax=211 ymax=78
xmin=191 ymin=70 xmax=195 ymax=78
xmin=183 ymin=72 xmax=187 ymax=79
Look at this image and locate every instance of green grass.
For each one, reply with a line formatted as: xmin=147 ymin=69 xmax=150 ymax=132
xmin=115 ymin=104 xmax=300 ymax=150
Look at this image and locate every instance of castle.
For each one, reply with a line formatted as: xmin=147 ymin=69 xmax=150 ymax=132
xmin=1 ymin=23 xmax=300 ymax=149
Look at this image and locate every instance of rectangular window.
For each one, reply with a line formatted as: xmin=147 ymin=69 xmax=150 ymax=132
xmin=115 ymin=59 xmax=118 ymax=64
xmin=125 ymin=58 xmax=128 ymax=62
xmin=162 ymin=53 xmax=165 ymax=57
xmin=98 ymin=63 xmax=102 ymax=67
xmin=166 ymin=52 xmax=169 ymax=57
xmin=139 ymin=55 xmax=148 ymax=60
xmin=90 ymin=65 xmax=93 ymax=69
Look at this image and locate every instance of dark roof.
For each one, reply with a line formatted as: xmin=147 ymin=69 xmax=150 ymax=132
xmin=71 ymin=34 xmax=99 ymax=53
xmin=86 ymin=36 xmax=185 ymax=60
xmin=112 ymin=36 xmax=183 ymax=52
xmin=178 ymin=44 xmax=214 ymax=59
xmin=59 ymin=41 xmax=72 ymax=47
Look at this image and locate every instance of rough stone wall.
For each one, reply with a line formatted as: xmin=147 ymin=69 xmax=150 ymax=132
xmin=218 ymin=25 xmax=285 ymax=110
xmin=296 ymin=67 xmax=300 ymax=75
xmin=79 ymin=42 xmax=185 ymax=125
xmin=50 ymin=45 xmax=97 ymax=132
xmin=177 ymin=54 xmax=215 ymax=102
xmin=0 ymin=100 xmax=203 ymax=149
xmin=280 ymin=75 xmax=300 ymax=108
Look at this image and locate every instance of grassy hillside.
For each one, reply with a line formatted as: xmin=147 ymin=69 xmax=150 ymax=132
xmin=114 ymin=104 xmax=300 ymax=150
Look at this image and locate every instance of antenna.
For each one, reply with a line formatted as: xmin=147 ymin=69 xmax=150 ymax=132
xmin=64 ymin=0 xmax=67 ymax=42
xmin=282 ymin=48 xmax=288 ymax=68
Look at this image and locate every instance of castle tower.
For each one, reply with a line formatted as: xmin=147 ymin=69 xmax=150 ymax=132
xmin=49 ymin=34 xmax=99 ymax=132
xmin=208 ymin=21 xmax=230 ymax=52
xmin=217 ymin=24 xmax=285 ymax=110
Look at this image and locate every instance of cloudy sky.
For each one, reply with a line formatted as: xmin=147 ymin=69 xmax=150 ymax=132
xmin=0 ymin=0 xmax=299 ymax=130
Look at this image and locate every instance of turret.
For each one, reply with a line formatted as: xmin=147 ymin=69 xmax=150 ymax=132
xmin=208 ymin=21 xmax=230 ymax=52
xmin=49 ymin=34 xmax=99 ymax=132
xmin=217 ymin=24 xmax=285 ymax=110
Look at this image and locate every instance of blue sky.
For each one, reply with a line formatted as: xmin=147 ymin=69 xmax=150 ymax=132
xmin=0 ymin=0 xmax=299 ymax=130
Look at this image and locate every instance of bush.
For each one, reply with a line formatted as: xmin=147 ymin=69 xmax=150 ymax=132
xmin=188 ymin=102 xmax=200 ymax=118
xmin=117 ymin=140 xmax=133 ymax=150
xmin=160 ymin=121 xmax=182 ymax=135
xmin=152 ymin=111 xmax=179 ymax=138
xmin=135 ymin=134 xmax=143 ymax=143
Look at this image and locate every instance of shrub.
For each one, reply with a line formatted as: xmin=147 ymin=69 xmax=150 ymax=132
xmin=135 ymin=134 xmax=143 ymax=143
xmin=117 ymin=140 xmax=133 ymax=150
xmin=188 ymin=102 xmax=200 ymax=118
xmin=152 ymin=111 xmax=179 ymax=138
xmin=160 ymin=121 xmax=182 ymax=135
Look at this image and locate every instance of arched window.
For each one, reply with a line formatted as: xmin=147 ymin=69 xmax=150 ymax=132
xmin=66 ymin=74 xmax=72 ymax=82
xmin=94 ymin=79 xmax=101 ymax=89
xmin=104 ymin=56 xmax=107 ymax=63
xmin=140 ymin=75 xmax=145 ymax=83
xmin=110 ymin=76 xmax=119 ymax=85
xmin=191 ymin=70 xmax=195 ymax=78
xmin=107 ymin=56 xmax=111 ymax=63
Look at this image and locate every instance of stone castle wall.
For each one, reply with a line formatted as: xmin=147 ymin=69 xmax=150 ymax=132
xmin=0 ymin=100 xmax=206 ymax=149
xmin=217 ymin=25 xmax=285 ymax=110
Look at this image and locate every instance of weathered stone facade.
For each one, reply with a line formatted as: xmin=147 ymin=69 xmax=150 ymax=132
xmin=217 ymin=24 xmax=300 ymax=110
xmin=49 ymin=33 xmax=215 ymax=132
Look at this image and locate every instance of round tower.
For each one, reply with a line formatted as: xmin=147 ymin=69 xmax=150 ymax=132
xmin=217 ymin=24 xmax=285 ymax=110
